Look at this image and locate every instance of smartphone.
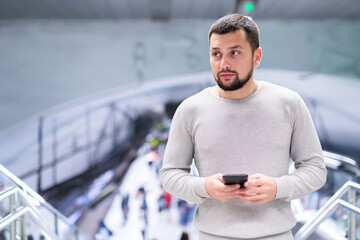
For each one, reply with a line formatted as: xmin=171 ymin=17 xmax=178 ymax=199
xmin=223 ymin=174 xmax=248 ymax=188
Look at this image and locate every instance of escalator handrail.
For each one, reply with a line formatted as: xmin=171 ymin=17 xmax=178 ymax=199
xmin=294 ymin=181 xmax=360 ymax=240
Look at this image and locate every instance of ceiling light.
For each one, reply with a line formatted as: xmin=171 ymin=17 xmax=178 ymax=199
xmin=246 ymin=2 xmax=255 ymax=12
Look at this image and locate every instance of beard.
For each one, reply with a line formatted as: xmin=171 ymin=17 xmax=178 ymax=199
xmin=215 ymin=65 xmax=254 ymax=91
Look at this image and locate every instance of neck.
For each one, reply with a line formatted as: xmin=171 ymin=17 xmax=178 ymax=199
xmin=218 ymin=80 xmax=258 ymax=99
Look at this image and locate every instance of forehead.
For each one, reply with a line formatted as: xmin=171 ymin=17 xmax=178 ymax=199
xmin=209 ymin=29 xmax=250 ymax=50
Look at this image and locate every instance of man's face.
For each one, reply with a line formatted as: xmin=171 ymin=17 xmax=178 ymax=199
xmin=209 ymin=29 xmax=258 ymax=91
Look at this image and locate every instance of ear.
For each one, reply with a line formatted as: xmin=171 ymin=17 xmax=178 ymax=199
xmin=253 ymin=47 xmax=262 ymax=67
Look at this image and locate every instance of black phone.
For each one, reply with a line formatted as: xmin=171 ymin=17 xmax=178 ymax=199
xmin=223 ymin=174 xmax=248 ymax=188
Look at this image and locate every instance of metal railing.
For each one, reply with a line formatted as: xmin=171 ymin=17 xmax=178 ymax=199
xmin=295 ymin=181 xmax=360 ymax=240
xmin=0 ymin=164 xmax=90 ymax=240
xmin=0 ymin=187 xmax=60 ymax=239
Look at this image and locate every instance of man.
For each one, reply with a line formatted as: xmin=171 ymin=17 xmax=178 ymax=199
xmin=160 ymin=13 xmax=327 ymax=240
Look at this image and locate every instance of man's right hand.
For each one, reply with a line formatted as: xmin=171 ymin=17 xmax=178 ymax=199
xmin=205 ymin=173 xmax=240 ymax=200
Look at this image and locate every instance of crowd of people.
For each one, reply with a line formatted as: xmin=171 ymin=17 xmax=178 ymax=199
xmin=96 ymin=121 xmax=198 ymax=240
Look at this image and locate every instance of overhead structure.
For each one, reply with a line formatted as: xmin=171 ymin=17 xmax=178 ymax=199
xmin=0 ymin=0 xmax=359 ymax=20
xmin=236 ymin=0 xmax=259 ymax=18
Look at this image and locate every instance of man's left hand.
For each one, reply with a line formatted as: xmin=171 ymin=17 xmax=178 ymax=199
xmin=236 ymin=174 xmax=277 ymax=203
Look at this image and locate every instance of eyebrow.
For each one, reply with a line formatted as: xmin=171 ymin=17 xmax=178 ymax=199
xmin=229 ymin=45 xmax=243 ymax=49
xmin=211 ymin=45 xmax=244 ymax=51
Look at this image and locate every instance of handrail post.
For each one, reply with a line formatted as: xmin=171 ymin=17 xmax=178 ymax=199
xmin=20 ymin=214 xmax=25 ymax=240
xmin=54 ymin=212 xmax=58 ymax=235
xmin=9 ymin=193 xmax=16 ymax=240
xmin=348 ymin=186 xmax=356 ymax=240
xmin=20 ymin=196 xmax=25 ymax=240
xmin=38 ymin=117 xmax=44 ymax=193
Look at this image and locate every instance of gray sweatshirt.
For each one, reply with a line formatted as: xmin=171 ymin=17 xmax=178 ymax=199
xmin=160 ymin=81 xmax=327 ymax=239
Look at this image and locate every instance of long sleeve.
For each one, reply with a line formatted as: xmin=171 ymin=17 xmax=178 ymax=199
xmin=274 ymin=95 xmax=327 ymax=201
xmin=160 ymin=102 xmax=211 ymax=204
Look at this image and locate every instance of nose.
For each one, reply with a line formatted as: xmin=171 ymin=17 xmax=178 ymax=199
xmin=220 ymin=56 xmax=230 ymax=70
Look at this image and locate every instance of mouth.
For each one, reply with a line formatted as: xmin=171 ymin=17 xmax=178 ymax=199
xmin=219 ymin=73 xmax=235 ymax=79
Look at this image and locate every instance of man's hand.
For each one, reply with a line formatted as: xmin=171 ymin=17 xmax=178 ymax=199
xmin=205 ymin=173 xmax=240 ymax=200
xmin=236 ymin=174 xmax=277 ymax=203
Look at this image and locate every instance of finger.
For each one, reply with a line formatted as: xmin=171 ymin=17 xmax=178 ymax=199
xmin=246 ymin=179 xmax=263 ymax=188
xmin=247 ymin=174 xmax=262 ymax=181
xmin=243 ymin=174 xmax=258 ymax=187
xmin=220 ymin=187 xmax=240 ymax=196
xmin=236 ymin=188 xmax=257 ymax=196
xmin=245 ymin=176 xmax=265 ymax=188
xmin=224 ymin=184 xmax=241 ymax=190
xmin=237 ymin=193 xmax=265 ymax=203
xmin=244 ymin=179 xmax=257 ymax=188
xmin=218 ymin=189 xmax=238 ymax=200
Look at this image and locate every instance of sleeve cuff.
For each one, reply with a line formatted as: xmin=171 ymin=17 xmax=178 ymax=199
xmin=193 ymin=176 xmax=211 ymax=199
xmin=274 ymin=176 xmax=293 ymax=201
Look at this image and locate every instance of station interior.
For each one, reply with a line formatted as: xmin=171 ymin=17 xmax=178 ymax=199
xmin=1 ymin=0 xmax=360 ymax=239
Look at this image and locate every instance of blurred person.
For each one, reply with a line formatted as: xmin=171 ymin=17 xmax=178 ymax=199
xmin=158 ymin=190 xmax=172 ymax=212
xmin=177 ymin=199 xmax=188 ymax=227
xmin=164 ymin=191 xmax=172 ymax=210
xmin=139 ymin=214 xmax=147 ymax=240
xmin=158 ymin=192 xmax=166 ymax=213
xmin=178 ymin=199 xmax=196 ymax=228
xmin=161 ymin=13 xmax=327 ymax=240
xmin=137 ymin=186 xmax=149 ymax=225
xmin=121 ymin=192 xmax=130 ymax=225
xmin=137 ymin=186 xmax=148 ymax=240
xmin=180 ymin=231 xmax=190 ymax=240
xmin=147 ymin=150 xmax=162 ymax=176
xmin=95 ymin=220 xmax=112 ymax=240
xmin=158 ymin=190 xmax=172 ymax=222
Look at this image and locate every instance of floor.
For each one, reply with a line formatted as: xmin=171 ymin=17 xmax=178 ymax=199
xmin=102 ymin=151 xmax=199 ymax=240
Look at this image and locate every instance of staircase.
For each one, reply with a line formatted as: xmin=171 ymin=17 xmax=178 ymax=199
xmin=295 ymin=181 xmax=360 ymax=240
xmin=0 ymin=164 xmax=90 ymax=240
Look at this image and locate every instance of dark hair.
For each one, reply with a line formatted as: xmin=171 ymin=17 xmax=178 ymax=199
xmin=208 ymin=14 xmax=260 ymax=53
xmin=180 ymin=231 xmax=189 ymax=240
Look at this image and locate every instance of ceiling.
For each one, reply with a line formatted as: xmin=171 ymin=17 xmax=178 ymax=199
xmin=0 ymin=0 xmax=359 ymax=20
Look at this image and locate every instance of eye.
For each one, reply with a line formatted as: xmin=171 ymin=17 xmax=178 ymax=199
xmin=212 ymin=52 xmax=221 ymax=57
xmin=231 ymin=51 xmax=240 ymax=56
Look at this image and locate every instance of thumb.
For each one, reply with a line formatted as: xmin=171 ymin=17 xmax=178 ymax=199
xmin=216 ymin=173 xmax=224 ymax=183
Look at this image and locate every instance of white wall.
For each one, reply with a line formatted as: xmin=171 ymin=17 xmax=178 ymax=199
xmin=0 ymin=19 xmax=359 ymax=130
